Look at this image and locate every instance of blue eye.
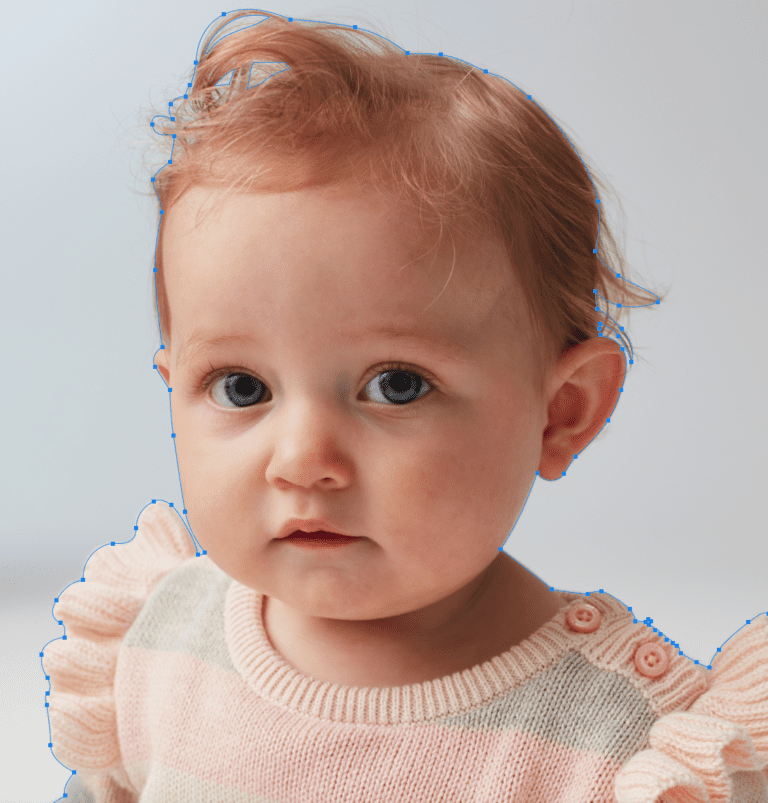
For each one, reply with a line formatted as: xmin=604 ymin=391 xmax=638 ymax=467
xmin=364 ymin=367 xmax=431 ymax=406
xmin=215 ymin=373 xmax=266 ymax=408
xmin=204 ymin=363 xmax=432 ymax=409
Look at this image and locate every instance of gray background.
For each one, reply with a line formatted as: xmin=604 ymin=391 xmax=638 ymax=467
xmin=1 ymin=1 xmax=766 ymax=800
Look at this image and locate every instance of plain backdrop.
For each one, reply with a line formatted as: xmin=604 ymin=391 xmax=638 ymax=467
xmin=1 ymin=1 xmax=765 ymax=800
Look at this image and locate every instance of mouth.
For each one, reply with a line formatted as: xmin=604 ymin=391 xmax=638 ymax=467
xmin=282 ymin=531 xmax=362 ymax=549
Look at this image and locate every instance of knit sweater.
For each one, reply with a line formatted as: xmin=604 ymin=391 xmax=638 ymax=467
xmin=44 ymin=502 xmax=768 ymax=803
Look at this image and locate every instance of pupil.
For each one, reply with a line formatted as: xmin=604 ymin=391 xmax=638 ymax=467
xmin=389 ymin=372 xmax=410 ymax=392
xmin=225 ymin=374 xmax=262 ymax=405
xmin=234 ymin=376 xmax=253 ymax=395
xmin=383 ymin=370 xmax=421 ymax=404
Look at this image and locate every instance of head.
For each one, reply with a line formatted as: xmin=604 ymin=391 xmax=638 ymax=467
xmin=150 ymin=10 xmax=663 ymax=622
xmin=155 ymin=181 xmax=623 ymax=620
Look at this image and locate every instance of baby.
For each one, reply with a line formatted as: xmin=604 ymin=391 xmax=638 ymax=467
xmin=44 ymin=8 xmax=768 ymax=803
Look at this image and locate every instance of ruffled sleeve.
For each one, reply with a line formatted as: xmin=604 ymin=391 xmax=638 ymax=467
xmin=614 ymin=613 xmax=768 ymax=803
xmin=43 ymin=503 xmax=196 ymax=802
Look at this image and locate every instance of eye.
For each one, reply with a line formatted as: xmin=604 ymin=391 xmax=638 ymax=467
xmin=363 ymin=363 xmax=432 ymax=406
xmin=202 ymin=362 xmax=433 ymax=409
xmin=209 ymin=372 xmax=268 ymax=408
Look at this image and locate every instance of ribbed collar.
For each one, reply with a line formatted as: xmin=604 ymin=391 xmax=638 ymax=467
xmin=224 ymin=582 xmax=664 ymax=724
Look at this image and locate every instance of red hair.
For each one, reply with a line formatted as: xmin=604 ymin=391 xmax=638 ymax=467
xmin=147 ymin=9 xmax=665 ymax=390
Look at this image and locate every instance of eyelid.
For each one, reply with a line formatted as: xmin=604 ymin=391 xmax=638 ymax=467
xmin=364 ymin=361 xmax=438 ymax=386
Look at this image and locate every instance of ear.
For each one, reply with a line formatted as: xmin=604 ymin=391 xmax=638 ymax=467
xmin=155 ymin=347 xmax=171 ymax=385
xmin=538 ymin=338 xmax=625 ymax=480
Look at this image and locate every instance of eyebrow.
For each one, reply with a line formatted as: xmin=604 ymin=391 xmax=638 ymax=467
xmin=176 ymin=326 xmax=473 ymax=368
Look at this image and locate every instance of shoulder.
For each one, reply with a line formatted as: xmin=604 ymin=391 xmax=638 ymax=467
xmin=608 ymin=606 xmax=768 ymax=802
xmin=555 ymin=592 xmax=768 ymax=800
xmin=555 ymin=592 xmax=710 ymax=713
xmin=43 ymin=502 xmax=199 ymax=798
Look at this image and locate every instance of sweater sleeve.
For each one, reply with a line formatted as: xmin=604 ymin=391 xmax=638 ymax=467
xmin=614 ymin=613 xmax=768 ymax=803
xmin=43 ymin=503 xmax=197 ymax=802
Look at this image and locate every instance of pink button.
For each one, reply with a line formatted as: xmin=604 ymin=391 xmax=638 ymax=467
xmin=634 ymin=642 xmax=670 ymax=678
xmin=565 ymin=601 xmax=602 ymax=633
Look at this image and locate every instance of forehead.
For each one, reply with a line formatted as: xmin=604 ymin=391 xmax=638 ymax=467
xmin=162 ymin=184 xmax=523 ymax=355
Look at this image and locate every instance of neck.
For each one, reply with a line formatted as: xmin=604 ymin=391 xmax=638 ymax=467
xmin=263 ymin=554 xmax=566 ymax=688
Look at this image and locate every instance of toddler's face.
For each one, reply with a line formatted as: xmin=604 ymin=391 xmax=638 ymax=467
xmin=156 ymin=183 xmax=551 ymax=622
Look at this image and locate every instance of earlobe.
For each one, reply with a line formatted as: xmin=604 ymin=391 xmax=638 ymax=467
xmin=537 ymin=338 xmax=625 ymax=480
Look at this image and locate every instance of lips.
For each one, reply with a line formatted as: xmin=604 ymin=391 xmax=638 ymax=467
xmin=277 ymin=519 xmax=353 ymax=540
xmin=282 ymin=532 xmax=361 ymax=549
xmin=285 ymin=531 xmax=358 ymax=540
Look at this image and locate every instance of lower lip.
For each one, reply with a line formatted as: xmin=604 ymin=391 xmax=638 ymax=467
xmin=283 ymin=532 xmax=361 ymax=549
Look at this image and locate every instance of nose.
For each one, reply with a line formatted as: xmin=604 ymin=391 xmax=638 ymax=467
xmin=264 ymin=397 xmax=352 ymax=490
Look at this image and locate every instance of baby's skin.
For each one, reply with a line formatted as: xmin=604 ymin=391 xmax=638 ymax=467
xmin=155 ymin=183 xmax=622 ymax=688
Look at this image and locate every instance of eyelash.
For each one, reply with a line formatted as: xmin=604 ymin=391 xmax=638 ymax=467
xmin=194 ymin=361 xmax=436 ymax=407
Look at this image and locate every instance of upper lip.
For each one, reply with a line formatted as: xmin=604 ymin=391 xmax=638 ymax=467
xmin=277 ymin=518 xmax=355 ymax=539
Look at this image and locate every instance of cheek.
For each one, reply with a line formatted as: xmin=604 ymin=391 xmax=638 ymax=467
xmin=382 ymin=421 xmax=494 ymax=531
xmin=174 ymin=405 xmax=254 ymax=496
xmin=398 ymin=405 xmax=539 ymax=537
xmin=388 ymin=423 xmax=465 ymax=489
xmin=171 ymin=415 xmax=243 ymax=554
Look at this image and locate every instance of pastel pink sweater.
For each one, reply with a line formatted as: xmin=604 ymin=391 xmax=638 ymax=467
xmin=44 ymin=502 xmax=768 ymax=802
